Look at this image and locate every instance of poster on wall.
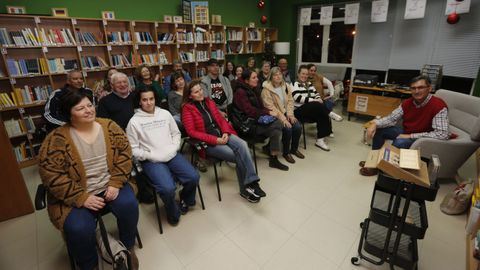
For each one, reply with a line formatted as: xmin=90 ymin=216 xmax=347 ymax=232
xmin=300 ymin=8 xmax=312 ymax=26
xmin=405 ymin=0 xmax=426 ymax=20
xmin=371 ymin=0 xmax=389 ymax=23
xmin=182 ymin=0 xmax=192 ymax=23
xmin=319 ymin=6 xmax=333 ymax=25
xmin=445 ymin=0 xmax=470 ymax=15
xmin=345 ymin=3 xmax=360 ymax=25
xmin=191 ymin=1 xmax=209 ymax=24
xmin=355 ymin=96 xmax=368 ymax=112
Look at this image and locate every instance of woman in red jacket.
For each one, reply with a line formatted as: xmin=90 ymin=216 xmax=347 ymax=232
xmin=181 ymin=80 xmax=266 ymax=203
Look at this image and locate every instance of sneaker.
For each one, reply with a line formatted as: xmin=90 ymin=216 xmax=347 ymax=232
xmin=195 ymin=159 xmax=208 ymax=173
xmin=249 ymin=181 xmax=267 ymax=197
xmin=167 ymin=216 xmax=180 ymax=226
xmin=315 ymin=138 xmax=330 ymax=151
xmin=240 ymin=189 xmax=261 ymax=203
xmin=283 ymin=154 xmax=296 ymax=163
xmin=440 ymin=182 xmax=473 ymax=215
xmin=359 ymin=167 xmax=378 ymax=176
xmin=269 ymin=156 xmax=289 ymax=171
xmin=329 ymin=133 xmax=335 ymax=138
xmin=179 ymin=200 xmax=189 ymax=215
xmin=329 ymin=111 xmax=343 ymax=121
xmin=291 ymin=150 xmax=305 ymax=159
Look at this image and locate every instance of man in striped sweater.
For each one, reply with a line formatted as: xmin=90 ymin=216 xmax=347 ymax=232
xmin=360 ymin=75 xmax=449 ymax=176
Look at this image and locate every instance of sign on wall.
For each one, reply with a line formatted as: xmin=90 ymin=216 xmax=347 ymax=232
xmin=345 ymin=3 xmax=360 ymax=25
xmin=320 ymin=6 xmax=333 ymax=25
xmin=300 ymin=8 xmax=312 ymax=25
xmin=371 ymin=0 xmax=389 ymax=23
xmin=404 ymin=0 xmax=426 ymax=20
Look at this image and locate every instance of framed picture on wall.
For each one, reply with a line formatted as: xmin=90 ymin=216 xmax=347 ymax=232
xmin=52 ymin=8 xmax=68 ymax=17
xmin=182 ymin=0 xmax=192 ymax=23
xmin=102 ymin=11 xmax=115 ymax=20
xmin=164 ymin=15 xmax=173 ymax=23
xmin=6 ymin=6 xmax=26 ymax=14
xmin=173 ymin=16 xmax=183 ymax=23
xmin=212 ymin=14 xmax=222 ymax=25
xmin=191 ymin=1 xmax=209 ymax=24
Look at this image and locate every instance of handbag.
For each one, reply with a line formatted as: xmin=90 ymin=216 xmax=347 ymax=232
xmin=96 ymin=214 xmax=131 ymax=270
xmin=229 ymin=106 xmax=255 ymax=134
xmin=257 ymin=114 xmax=276 ymax=125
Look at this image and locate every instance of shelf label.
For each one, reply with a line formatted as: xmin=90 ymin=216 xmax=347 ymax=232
xmin=132 ymin=21 xmax=136 ymax=26
xmin=77 ymin=46 xmax=82 ymax=52
xmin=107 ymin=45 xmax=112 ymax=51
xmin=34 ymin=17 xmax=41 ymax=23
xmin=1 ymin=48 xmax=6 ymax=55
xmin=155 ymin=22 xmax=158 ymax=27
xmin=134 ymin=44 xmax=138 ymax=50
xmin=103 ymin=19 xmax=108 ymax=26
xmin=10 ymin=78 xmax=16 ymax=84
xmin=71 ymin=18 xmax=77 ymax=25
xmin=18 ymin=108 xmax=25 ymax=114
xmin=42 ymin=46 xmax=48 ymax=53
xmin=82 ymin=71 xmax=87 ymax=77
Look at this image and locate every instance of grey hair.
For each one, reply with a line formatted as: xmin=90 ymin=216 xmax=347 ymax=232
xmin=267 ymin=66 xmax=285 ymax=84
xmin=110 ymin=72 xmax=128 ymax=84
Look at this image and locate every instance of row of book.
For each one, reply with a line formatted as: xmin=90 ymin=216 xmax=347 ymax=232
xmin=81 ymin=56 xmax=108 ymax=69
xmin=211 ymin=49 xmax=225 ymax=60
xmin=0 ymin=85 xmax=53 ymax=108
xmin=135 ymin=32 xmax=154 ymax=43
xmin=246 ymin=44 xmax=261 ymax=53
xmin=107 ymin=31 xmax=132 ymax=43
xmin=196 ymin=50 xmax=209 ymax=62
xmin=177 ymin=31 xmax=194 ymax=43
xmin=2 ymin=28 xmax=77 ymax=46
xmin=247 ymin=30 xmax=262 ymax=41
xmin=226 ymin=30 xmax=243 ymax=41
xmin=6 ymin=58 xmax=48 ymax=77
xmin=195 ymin=32 xmax=210 ymax=43
xmin=111 ymin=54 xmax=132 ymax=67
xmin=47 ymin=58 xmax=78 ymax=74
xmin=157 ymin=33 xmax=176 ymax=43
xmin=4 ymin=118 xmax=28 ymax=138
xmin=211 ymin=31 xmax=225 ymax=43
xmin=12 ymin=142 xmax=32 ymax=162
xmin=159 ymin=52 xmax=169 ymax=65
xmin=226 ymin=42 xmax=244 ymax=54
xmin=179 ymin=50 xmax=194 ymax=63
xmin=132 ymin=53 xmax=159 ymax=66
xmin=75 ymin=30 xmax=100 ymax=45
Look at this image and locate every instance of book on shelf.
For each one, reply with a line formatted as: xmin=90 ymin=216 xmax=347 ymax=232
xmin=12 ymin=141 xmax=32 ymax=162
xmin=226 ymin=42 xmax=243 ymax=54
xmin=157 ymin=33 xmax=175 ymax=43
xmin=0 ymin=92 xmax=15 ymax=108
xmin=6 ymin=28 xmax=40 ymax=46
xmin=132 ymin=53 xmax=159 ymax=65
xmin=41 ymin=28 xmax=76 ymax=46
xmin=11 ymin=85 xmax=52 ymax=106
xmin=226 ymin=30 xmax=243 ymax=41
xmin=111 ymin=54 xmax=132 ymax=67
xmin=48 ymin=58 xmax=78 ymax=73
xmin=159 ymin=52 xmax=168 ymax=64
xmin=127 ymin=75 xmax=136 ymax=89
xmin=75 ymin=30 xmax=100 ymax=45
xmin=247 ymin=29 xmax=262 ymax=41
xmin=176 ymin=30 xmax=194 ymax=43
xmin=179 ymin=50 xmax=194 ymax=63
xmin=196 ymin=67 xmax=207 ymax=78
xmin=195 ymin=31 xmax=211 ymax=43
xmin=211 ymin=31 xmax=224 ymax=43
xmin=4 ymin=118 xmax=27 ymax=138
xmin=6 ymin=58 xmax=48 ymax=77
xmin=0 ymin=28 xmax=13 ymax=45
xmin=211 ymin=49 xmax=224 ymax=60
xmin=81 ymin=56 xmax=108 ymax=69
xmin=135 ymin=32 xmax=154 ymax=43
xmin=196 ymin=50 xmax=209 ymax=62
xmin=107 ymin=31 xmax=132 ymax=43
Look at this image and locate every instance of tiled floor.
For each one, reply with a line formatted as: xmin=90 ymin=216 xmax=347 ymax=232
xmin=0 ymin=112 xmax=473 ymax=270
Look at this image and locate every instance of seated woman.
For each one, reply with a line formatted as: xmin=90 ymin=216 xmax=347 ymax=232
xmin=182 ymin=80 xmax=266 ymax=203
xmin=135 ymin=65 xmax=166 ymax=103
xmin=126 ymin=86 xmax=199 ymax=225
xmin=307 ymin=63 xmax=343 ymax=122
xmin=292 ymin=65 xmax=333 ymax=151
xmin=167 ymin=71 xmax=186 ymax=128
xmin=230 ymin=65 xmax=244 ymax=91
xmin=233 ymin=69 xmax=288 ymax=171
xmin=223 ymin=61 xmax=236 ymax=81
xmin=261 ymin=67 xmax=305 ymax=164
xmin=38 ymin=91 xmax=139 ymax=270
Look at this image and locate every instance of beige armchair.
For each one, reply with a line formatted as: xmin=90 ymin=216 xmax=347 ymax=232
xmin=410 ymin=90 xmax=480 ymax=180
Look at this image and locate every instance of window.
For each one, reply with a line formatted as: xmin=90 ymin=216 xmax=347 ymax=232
xmin=298 ymin=5 xmax=355 ymax=65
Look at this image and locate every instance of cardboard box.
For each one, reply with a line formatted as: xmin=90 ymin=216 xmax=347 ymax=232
xmin=364 ymin=144 xmax=430 ymax=187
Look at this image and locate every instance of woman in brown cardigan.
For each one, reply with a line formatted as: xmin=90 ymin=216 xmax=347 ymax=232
xmin=38 ymin=90 xmax=139 ymax=270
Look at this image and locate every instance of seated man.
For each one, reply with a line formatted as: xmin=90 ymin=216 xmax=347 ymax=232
xmin=200 ymin=58 xmax=233 ymax=118
xmin=44 ymin=70 xmax=94 ymax=132
xmin=163 ymin=60 xmax=192 ymax=95
xmin=360 ymin=75 xmax=449 ymax=176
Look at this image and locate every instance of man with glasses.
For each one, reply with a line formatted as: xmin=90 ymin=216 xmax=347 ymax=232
xmin=359 ymin=75 xmax=449 ymax=176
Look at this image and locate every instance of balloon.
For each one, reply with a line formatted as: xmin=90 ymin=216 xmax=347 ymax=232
xmin=261 ymin=15 xmax=267 ymax=24
xmin=257 ymin=1 xmax=265 ymax=9
xmin=447 ymin=12 xmax=460 ymax=24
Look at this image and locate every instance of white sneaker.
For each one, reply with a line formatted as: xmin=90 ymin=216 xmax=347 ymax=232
xmin=329 ymin=111 xmax=343 ymax=122
xmin=329 ymin=133 xmax=335 ymax=138
xmin=315 ymin=138 xmax=330 ymax=151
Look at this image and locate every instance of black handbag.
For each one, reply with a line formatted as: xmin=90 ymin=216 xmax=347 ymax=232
xmin=229 ymin=106 xmax=256 ymax=134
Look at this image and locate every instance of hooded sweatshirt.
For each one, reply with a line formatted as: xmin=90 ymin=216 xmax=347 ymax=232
xmin=126 ymin=106 xmax=181 ymax=163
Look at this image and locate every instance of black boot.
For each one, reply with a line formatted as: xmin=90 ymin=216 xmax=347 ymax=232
xmin=269 ymin=156 xmax=289 ymax=171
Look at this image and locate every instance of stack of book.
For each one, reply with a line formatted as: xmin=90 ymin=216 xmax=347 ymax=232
xmin=211 ymin=49 xmax=224 ymax=60
xmin=179 ymin=50 xmax=194 ymax=63
xmin=177 ymin=30 xmax=194 ymax=43
xmin=226 ymin=30 xmax=243 ymax=41
xmin=196 ymin=50 xmax=209 ymax=62
xmin=211 ymin=31 xmax=224 ymax=43
xmin=6 ymin=58 xmax=48 ymax=76
xmin=159 ymin=52 xmax=168 ymax=65
xmin=157 ymin=33 xmax=175 ymax=43
xmin=47 ymin=58 xmax=78 ymax=74
xmin=135 ymin=32 xmax=154 ymax=43
xmin=75 ymin=30 xmax=100 ymax=45
xmin=107 ymin=31 xmax=132 ymax=43
xmin=81 ymin=56 xmax=108 ymax=69
xmin=111 ymin=54 xmax=132 ymax=67
xmin=247 ymin=29 xmax=262 ymax=41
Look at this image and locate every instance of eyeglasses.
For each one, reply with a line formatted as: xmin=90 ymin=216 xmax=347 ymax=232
xmin=410 ymin=86 xmax=429 ymax=91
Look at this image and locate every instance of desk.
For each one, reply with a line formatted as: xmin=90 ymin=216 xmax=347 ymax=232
xmin=347 ymin=85 xmax=411 ymax=120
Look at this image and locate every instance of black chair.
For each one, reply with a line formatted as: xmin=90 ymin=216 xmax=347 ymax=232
xmin=132 ymin=158 xmax=205 ymax=234
xmin=35 ymin=183 xmax=143 ymax=270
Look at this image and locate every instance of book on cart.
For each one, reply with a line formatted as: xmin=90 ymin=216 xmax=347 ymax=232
xmin=364 ymin=144 xmax=430 ymax=187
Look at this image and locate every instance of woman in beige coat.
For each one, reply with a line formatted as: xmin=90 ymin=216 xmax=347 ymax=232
xmin=261 ymin=67 xmax=304 ymax=164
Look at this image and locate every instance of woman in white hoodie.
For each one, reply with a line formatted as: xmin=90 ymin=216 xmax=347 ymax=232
xmin=126 ymin=86 xmax=199 ymax=226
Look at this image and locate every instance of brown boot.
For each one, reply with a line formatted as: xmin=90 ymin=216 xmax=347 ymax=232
xmin=359 ymin=167 xmax=378 ymax=176
xmin=129 ymin=248 xmax=139 ymax=270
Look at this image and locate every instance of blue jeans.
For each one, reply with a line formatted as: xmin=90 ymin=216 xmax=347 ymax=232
xmin=372 ymin=126 xmax=416 ymax=150
xmin=63 ymin=184 xmax=139 ymax=270
xmin=282 ymin=121 xmax=302 ymax=155
xmin=142 ymin=153 xmax=199 ymax=222
xmin=323 ymin=99 xmax=335 ymax=111
xmin=205 ymin=134 xmax=259 ymax=190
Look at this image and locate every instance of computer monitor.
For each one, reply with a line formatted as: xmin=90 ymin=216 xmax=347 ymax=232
xmin=440 ymin=76 xmax=474 ymax=95
xmin=386 ymin=69 xmax=420 ymax=87
xmin=354 ymin=69 xmax=387 ymax=83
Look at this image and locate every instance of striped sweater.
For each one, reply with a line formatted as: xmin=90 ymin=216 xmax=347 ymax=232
xmin=292 ymin=81 xmax=322 ymax=108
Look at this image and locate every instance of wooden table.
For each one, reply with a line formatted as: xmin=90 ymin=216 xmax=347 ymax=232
xmin=347 ymin=85 xmax=411 ymax=120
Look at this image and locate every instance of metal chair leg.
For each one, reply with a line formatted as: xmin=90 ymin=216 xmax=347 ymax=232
xmin=152 ymin=190 xmax=163 ymax=234
xmin=302 ymin=122 xmax=307 ymax=150
xmin=213 ymin=162 xmax=221 ymax=201
xmin=136 ymin=229 xmax=143 ymax=248
xmin=67 ymin=246 xmax=76 ymax=270
xmin=197 ymin=185 xmax=205 ymax=210
xmin=252 ymin=144 xmax=258 ymax=174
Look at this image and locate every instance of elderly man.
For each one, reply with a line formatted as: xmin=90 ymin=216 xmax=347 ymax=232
xmin=200 ymin=58 xmax=233 ymax=117
xmin=277 ymin=57 xmax=293 ymax=84
xmin=360 ymin=75 xmax=449 ymax=176
xmin=44 ymin=70 xmax=95 ymax=131
xmin=97 ymin=72 xmax=135 ymax=130
xmin=162 ymin=59 xmax=192 ymax=95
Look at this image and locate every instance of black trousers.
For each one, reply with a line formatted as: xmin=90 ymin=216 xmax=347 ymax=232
xmin=294 ymin=102 xmax=332 ymax=139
